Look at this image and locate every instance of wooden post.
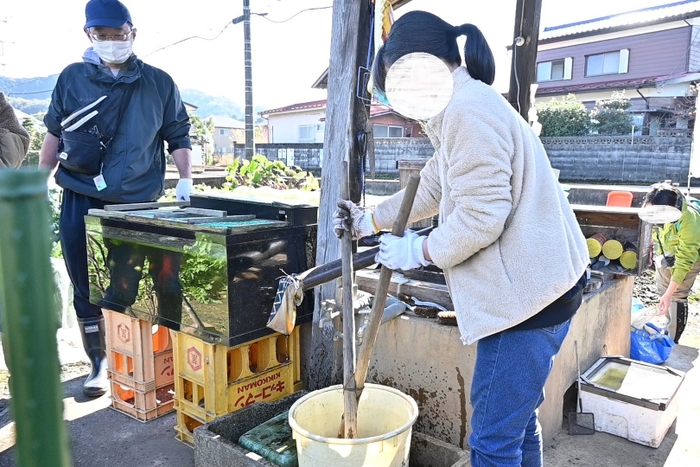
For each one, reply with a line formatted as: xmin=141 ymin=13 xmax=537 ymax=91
xmin=309 ymin=0 xmax=373 ymax=390
xmin=507 ymin=0 xmax=543 ymax=121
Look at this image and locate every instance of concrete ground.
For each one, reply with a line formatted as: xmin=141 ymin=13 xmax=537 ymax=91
xmin=0 ymin=327 xmax=698 ymax=466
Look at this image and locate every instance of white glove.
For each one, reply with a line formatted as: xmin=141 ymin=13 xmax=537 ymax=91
xmin=376 ymin=231 xmax=431 ymax=271
xmin=176 ymin=178 xmax=193 ymax=201
xmin=333 ymin=199 xmax=377 ymax=239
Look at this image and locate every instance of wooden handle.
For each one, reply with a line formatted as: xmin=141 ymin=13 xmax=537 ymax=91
xmin=353 ymin=174 xmax=421 ymax=395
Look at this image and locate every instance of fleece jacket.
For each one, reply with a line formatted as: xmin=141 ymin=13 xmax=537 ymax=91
xmin=373 ymin=66 xmax=589 ymax=345
xmin=0 ymin=92 xmax=30 ymax=168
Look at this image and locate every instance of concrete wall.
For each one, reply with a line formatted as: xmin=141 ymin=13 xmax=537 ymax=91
xmin=545 ymin=136 xmax=692 ymax=185
xmin=364 ymin=275 xmax=633 ymax=449
xmin=233 ymin=135 xmax=694 ymax=186
xmin=234 ymin=143 xmax=323 ymax=171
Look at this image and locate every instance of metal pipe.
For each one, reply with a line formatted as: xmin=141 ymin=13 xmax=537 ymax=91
xmin=0 ymin=169 xmax=72 ymax=467
xmin=298 ymin=226 xmax=432 ymax=292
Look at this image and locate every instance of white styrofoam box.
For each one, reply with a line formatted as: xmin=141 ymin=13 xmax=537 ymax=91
xmin=580 ymin=356 xmax=685 ymax=448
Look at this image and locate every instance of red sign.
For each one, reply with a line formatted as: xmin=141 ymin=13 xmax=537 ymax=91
xmin=187 ymin=346 xmax=202 ymax=372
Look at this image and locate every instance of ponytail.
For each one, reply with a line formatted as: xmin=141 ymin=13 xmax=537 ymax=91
xmin=455 ymin=24 xmax=495 ymax=86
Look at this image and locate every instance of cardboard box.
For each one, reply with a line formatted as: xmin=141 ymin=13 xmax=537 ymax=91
xmin=580 ymin=356 xmax=684 ymax=448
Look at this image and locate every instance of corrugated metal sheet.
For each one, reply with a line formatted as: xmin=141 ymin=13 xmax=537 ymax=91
xmin=541 ymin=0 xmax=700 ymax=40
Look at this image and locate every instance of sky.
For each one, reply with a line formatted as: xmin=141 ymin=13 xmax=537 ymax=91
xmin=0 ymin=0 xmax=678 ymax=112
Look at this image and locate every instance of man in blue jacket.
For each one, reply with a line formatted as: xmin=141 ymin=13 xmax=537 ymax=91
xmin=39 ymin=0 xmax=193 ymax=397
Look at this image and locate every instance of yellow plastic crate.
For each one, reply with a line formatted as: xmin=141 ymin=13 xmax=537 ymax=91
xmin=172 ymin=327 xmax=300 ymax=444
xmin=103 ymin=309 xmax=175 ymax=421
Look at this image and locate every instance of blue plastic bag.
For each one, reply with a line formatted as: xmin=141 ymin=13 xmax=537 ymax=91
xmin=630 ymin=323 xmax=675 ymax=365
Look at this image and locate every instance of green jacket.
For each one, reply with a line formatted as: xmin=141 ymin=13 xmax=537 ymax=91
xmin=656 ymin=199 xmax=700 ymax=284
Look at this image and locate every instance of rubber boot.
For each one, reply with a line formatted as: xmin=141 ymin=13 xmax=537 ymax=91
xmin=670 ymin=302 xmax=688 ymax=344
xmin=78 ymin=316 xmax=108 ymax=397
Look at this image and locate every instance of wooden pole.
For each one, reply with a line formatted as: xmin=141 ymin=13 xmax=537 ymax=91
xmin=507 ymin=0 xmax=543 ymax=121
xmin=310 ymin=0 xmax=373 ymax=390
xmin=340 ymin=158 xmax=358 ymax=438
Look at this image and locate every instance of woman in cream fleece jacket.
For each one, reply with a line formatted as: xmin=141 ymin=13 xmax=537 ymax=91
xmin=335 ymin=11 xmax=589 ymax=467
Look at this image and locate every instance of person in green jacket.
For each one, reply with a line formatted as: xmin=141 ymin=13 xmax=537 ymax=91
xmin=641 ymin=182 xmax=700 ymax=343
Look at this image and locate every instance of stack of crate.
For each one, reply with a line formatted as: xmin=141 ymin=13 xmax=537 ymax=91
xmin=103 ymin=309 xmax=175 ymax=422
xmin=172 ymin=327 xmax=301 ymax=444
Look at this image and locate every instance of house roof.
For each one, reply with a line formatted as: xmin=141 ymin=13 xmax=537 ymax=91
xmin=259 ymin=99 xmax=327 ymax=116
xmin=208 ymin=115 xmax=245 ymax=129
xmin=540 ymin=0 xmax=700 ymax=42
xmin=260 ymin=98 xmax=418 ymax=122
xmin=312 ymin=0 xmax=415 ymax=90
xmin=536 ymin=70 xmax=700 ymax=96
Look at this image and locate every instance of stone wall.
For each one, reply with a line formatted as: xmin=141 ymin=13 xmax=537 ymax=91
xmin=543 ymin=135 xmax=693 ymax=185
xmin=235 ymin=135 xmax=696 ymax=185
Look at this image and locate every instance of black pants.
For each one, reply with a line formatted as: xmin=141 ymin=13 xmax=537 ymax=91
xmin=59 ymin=189 xmax=108 ymax=320
xmin=101 ymin=240 xmax=183 ymax=328
xmin=60 ymin=189 xmax=183 ymax=324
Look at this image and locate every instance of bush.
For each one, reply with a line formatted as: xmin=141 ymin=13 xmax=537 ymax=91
xmin=535 ymin=94 xmax=591 ymax=137
xmin=223 ymin=155 xmax=319 ymax=191
xmin=591 ymin=91 xmax=635 ymax=136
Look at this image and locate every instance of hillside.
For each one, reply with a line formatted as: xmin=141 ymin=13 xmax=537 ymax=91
xmin=0 ymin=75 xmax=259 ymax=120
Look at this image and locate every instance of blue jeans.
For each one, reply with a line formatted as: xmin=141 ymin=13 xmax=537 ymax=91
xmin=469 ymin=319 xmax=572 ymax=467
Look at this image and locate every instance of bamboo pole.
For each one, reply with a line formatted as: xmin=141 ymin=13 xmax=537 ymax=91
xmin=340 ymin=159 xmax=358 ymax=439
xmin=0 ymin=169 xmax=72 ymax=467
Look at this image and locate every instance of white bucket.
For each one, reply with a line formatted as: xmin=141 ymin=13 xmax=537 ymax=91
xmin=288 ymin=383 xmax=419 ymax=467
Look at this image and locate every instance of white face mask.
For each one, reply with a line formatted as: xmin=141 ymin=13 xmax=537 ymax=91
xmin=92 ymin=40 xmax=133 ymax=64
xmin=638 ymin=205 xmax=682 ymax=224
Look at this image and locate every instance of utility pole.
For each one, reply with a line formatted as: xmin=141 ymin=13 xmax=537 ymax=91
xmin=507 ymin=0 xmax=543 ymax=121
xmin=243 ymin=0 xmax=255 ymax=160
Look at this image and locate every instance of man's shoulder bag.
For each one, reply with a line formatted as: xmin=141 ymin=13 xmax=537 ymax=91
xmin=58 ymin=85 xmax=133 ymax=175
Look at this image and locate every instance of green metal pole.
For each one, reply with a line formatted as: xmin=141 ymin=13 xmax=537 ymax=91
xmin=0 ymin=169 xmax=72 ymax=467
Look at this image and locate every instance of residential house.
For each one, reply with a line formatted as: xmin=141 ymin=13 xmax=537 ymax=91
xmin=259 ymin=99 xmax=423 ymax=143
xmin=209 ymin=115 xmax=245 ymax=154
xmin=259 ymin=100 xmax=327 ymax=144
xmin=534 ymin=0 xmax=700 ymax=135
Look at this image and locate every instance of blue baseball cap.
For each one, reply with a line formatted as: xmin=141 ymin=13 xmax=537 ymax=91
xmin=84 ymin=0 xmax=132 ymax=29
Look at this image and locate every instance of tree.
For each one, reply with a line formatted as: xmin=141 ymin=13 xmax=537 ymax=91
xmin=591 ymin=91 xmax=635 ymax=136
xmin=535 ymin=94 xmax=591 ymax=137
xmin=189 ymin=114 xmax=214 ymax=163
xmin=21 ymin=117 xmax=45 ymax=150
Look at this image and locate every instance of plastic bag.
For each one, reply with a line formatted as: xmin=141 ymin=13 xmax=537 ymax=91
xmin=631 ymin=305 xmax=659 ymax=330
xmin=630 ymin=323 xmax=674 ymax=365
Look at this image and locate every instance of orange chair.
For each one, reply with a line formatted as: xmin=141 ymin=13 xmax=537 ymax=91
xmin=606 ymin=190 xmax=634 ymax=208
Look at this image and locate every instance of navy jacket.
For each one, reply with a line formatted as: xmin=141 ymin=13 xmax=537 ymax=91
xmin=45 ymin=55 xmax=191 ymax=202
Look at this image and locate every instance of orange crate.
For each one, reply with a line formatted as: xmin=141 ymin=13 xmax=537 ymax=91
xmin=103 ymin=309 xmax=175 ymax=421
xmin=111 ymin=379 xmax=175 ymax=422
xmin=172 ymin=327 xmax=300 ymax=444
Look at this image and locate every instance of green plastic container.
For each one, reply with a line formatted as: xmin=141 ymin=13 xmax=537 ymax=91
xmin=238 ymin=411 xmax=298 ymax=467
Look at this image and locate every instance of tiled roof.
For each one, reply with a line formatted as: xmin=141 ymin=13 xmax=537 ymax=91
xmin=536 ymin=71 xmax=698 ymax=95
xmin=540 ymin=0 xmax=700 ymax=41
xmin=259 ymin=99 xmax=413 ymax=120
xmin=208 ymin=115 xmax=245 ymax=129
xmin=259 ymin=99 xmax=327 ymax=116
